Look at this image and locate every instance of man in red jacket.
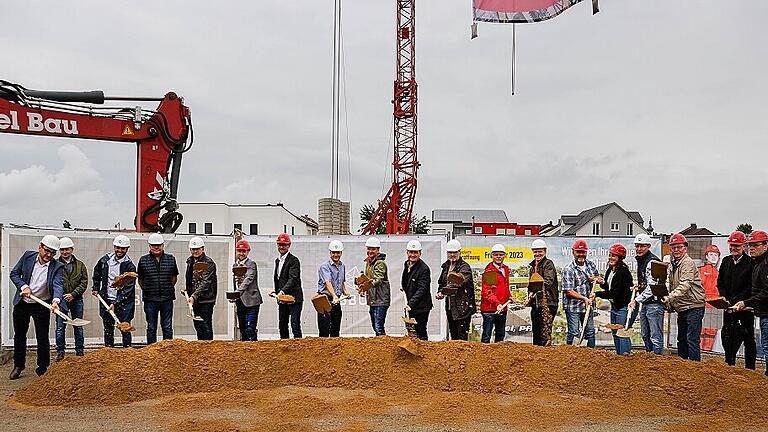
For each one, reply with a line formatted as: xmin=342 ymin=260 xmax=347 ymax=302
xmin=480 ymin=244 xmax=510 ymax=343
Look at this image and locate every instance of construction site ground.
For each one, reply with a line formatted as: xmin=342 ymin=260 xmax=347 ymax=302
xmin=1 ymin=337 xmax=767 ymax=432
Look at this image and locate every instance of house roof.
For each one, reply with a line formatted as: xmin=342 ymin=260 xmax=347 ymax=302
xmin=561 ymin=202 xmax=644 ymax=236
xmin=678 ymin=223 xmax=716 ymax=236
xmin=431 ymin=209 xmax=508 ymax=224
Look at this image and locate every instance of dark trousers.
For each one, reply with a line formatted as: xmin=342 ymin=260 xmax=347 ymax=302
xmin=481 ymin=312 xmax=506 ymax=343
xmin=410 ymin=311 xmax=429 ymax=340
xmin=531 ymin=304 xmax=558 ymax=346
xmin=236 ymin=301 xmax=260 ymax=341
xmin=318 ymin=303 xmax=343 ymax=337
xmin=192 ymin=302 xmax=214 ymax=340
xmin=13 ymin=301 xmax=51 ymax=374
xmin=278 ymin=302 xmax=303 ymax=339
xmin=722 ymin=310 xmax=756 ymax=369
xmin=369 ymin=305 xmax=388 ymax=336
xmin=447 ymin=314 xmax=471 ymax=341
xmin=102 ymin=303 xmax=132 ymax=348
xmin=55 ymin=298 xmax=85 ymax=354
xmin=144 ymin=300 xmax=174 ymax=344
xmin=676 ymin=307 xmax=704 ymax=361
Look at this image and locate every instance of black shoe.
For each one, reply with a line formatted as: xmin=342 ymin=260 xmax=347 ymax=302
xmin=75 ymin=351 xmax=84 ymax=357
xmin=8 ymin=367 xmax=23 ymax=380
xmin=55 ymin=352 xmax=65 ymax=362
xmin=35 ymin=367 xmax=47 ymax=376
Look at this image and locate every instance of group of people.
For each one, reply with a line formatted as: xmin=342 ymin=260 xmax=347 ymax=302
xmin=9 ymin=228 xmax=768 ymax=380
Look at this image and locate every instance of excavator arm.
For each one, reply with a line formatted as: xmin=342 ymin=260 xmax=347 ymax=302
xmin=0 ymin=80 xmax=192 ymax=233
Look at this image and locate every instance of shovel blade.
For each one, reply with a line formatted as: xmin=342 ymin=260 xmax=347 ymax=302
xmin=67 ymin=318 xmax=91 ymax=327
xmin=616 ymin=329 xmax=634 ymax=338
xmin=398 ymin=338 xmax=420 ymax=356
xmin=188 ymin=314 xmax=204 ymax=322
xmin=116 ymin=322 xmax=136 ymax=332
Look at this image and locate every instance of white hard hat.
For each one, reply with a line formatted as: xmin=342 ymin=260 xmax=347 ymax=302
xmin=40 ymin=235 xmax=60 ymax=250
xmin=189 ymin=237 xmax=205 ymax=249
xmin=328 ymin=239 xmax=344 ymax=252
xmin=113 ymin=235 xmax=131 ymax=248
xmin=406 ymin=239 xmax=422 ymax=251
xmin=59 ymin=237 xmax=75 ymax=249
xmin=365 ymin=237 xmax=381 ymax=248
xmin=446 ymin=239 xmax=461 ymax=252
xmin=491 ymin=243 xmax=506 ymax=253
xmin=147 ymin=233 xmax=165 ymax=245
xmin=531 ymin=239 xmax=547 ymax=250
xmin=634 ymin=233 xmax=652 ymax=245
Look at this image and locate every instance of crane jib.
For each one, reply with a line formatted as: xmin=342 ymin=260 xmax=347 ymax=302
xmin=0 ymin=110 xmax=79 ymax=135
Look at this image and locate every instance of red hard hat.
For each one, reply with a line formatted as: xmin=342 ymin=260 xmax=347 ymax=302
xmin=276 ymin=233 xmax=292 ymax=245
xmin=235 ymin=240 xmax=251 ymax=251
xmin=747 ymin=230 xmax=768 ymax=244
xmin=727 ymin=231 xmax=747 ymax=245
xmin=669 ymin=233 xmax=687 ymax=246
xmin=609 ymin=244 xmax=627 ymax=258
xmin=704 ymin=244 xmax=720 ymax=255
xmin=572 ymin=239 xmax=588 ymax=252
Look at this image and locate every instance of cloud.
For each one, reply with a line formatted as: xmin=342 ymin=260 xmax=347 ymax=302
xmin=0 ymin=145 xmax=132 ymax=228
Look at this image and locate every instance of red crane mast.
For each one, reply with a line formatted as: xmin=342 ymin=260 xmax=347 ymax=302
xmin=362 ymin=0 xmax=418 ymax=235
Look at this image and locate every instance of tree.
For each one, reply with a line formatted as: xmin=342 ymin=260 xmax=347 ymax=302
xmin=359 ymin=204 xmax=430 ymax=234
xmin=736 ymin=223 xmax=753 ymax=235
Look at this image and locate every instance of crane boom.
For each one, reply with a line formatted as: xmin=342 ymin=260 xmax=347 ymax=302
xmin=362 ymin=0 xmax=418 ymax=235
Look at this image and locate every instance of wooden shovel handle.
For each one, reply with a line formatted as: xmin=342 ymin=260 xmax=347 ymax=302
xmin=28 ymin=293 xmax=70 ymax=321
xmin=94 ymin=293 xmax=121 ymax=323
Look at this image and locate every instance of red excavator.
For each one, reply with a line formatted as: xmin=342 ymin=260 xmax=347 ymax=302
xmin=0 ymin=79 xmax=192 ymax=233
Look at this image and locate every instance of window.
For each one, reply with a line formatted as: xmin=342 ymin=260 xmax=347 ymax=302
xmin=291 ymin=226 xmax=295 ymax=235
xmin=627 ymin=223 xmax=634 ymax=236
xmin=249 ymin=224 xmax=258 ymax=235
xmin=234 ymin=223 xmax=242 ymax=231
xmin=283 ymin=225 xmax=287 ymax=233
xmin=524 ymin=229 xmax=532 ymax=236
xmin=466 ymin=229 xmax=472 ymax=235
xmin=610 ymin=222 xmax=620 ymax=232
xmin=188 ymin=223 xmax=197 ymax=234
xmin=474 ymin=226 xmax=482 ymax=234
xmin=204 ymin=223 xmax=213 ymax=235
xmin=505 ymin=229 xmax=516 ymax=235
xmin=496 ymin=228 xmax=505 ymax=235
xmin=592 ymin=222 xmax=600 ymax=236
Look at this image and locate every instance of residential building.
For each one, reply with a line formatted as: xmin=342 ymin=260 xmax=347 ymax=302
xmin=543 ymin=202 xmax=650 ymax=237
xmin=177 ymin=202 xmax=319 ymax=236
xmin=430 ymin=209 xmax=508 ymax=237
xmin=471 ymin=222 xmax=540 ymax=236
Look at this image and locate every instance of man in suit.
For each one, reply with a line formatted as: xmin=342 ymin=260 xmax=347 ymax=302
xmin=9 ymin=235 xmax=65 ymax=379
xmin=274 ymin=233 xmax=303 ymax=339
xmin=232 ymin=239 xmax=263 ymax=341
xmin=401 ymin=239 xmax=432 ymax=340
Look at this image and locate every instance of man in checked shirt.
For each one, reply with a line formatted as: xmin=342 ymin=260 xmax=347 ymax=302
xmin=561 ymin=239 xmax=601 ymax=348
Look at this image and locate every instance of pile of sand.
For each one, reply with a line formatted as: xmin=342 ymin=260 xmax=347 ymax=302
xmin=12 ymin=337 xmax=766 ymax=430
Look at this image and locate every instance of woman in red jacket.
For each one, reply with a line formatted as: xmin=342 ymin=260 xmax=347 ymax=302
xmin=480 ymin=244 xmax=511 ymax=343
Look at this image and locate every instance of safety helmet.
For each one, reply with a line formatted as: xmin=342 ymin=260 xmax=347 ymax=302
xmin=189 ymin=237 xmax=205 ymax=249
xmin=704 ymin=244 xmax=721 ymax=255
xmin=365 ymin=237 xmax=381 ymax=248
xmin=531 ymin=239 xmax=547 ymax=250
xmin=572 ymin=239 xmax=588 ymax=252
xmin=40 ymin=235 xmax=60 ymax=250
xmin=727 ymin=231 xmax=747 ymax=245
xmin=633 ymin=233 xmax=652 ymax=245
xmin=491 ymin=244 xmax=506 ymax=253
xmin=747 ymin=230 xmax=768 ymax=244
xmin=668 ymin=233 xmax=687 ymax=246
xmin=148 ymin=233 xmax=165 ymax=245
xmin=328 ymin=240 xmax=344 ymax=252
xmin=276 ymin=233 xmax=291 ymax=245
xmin=446 ymin=239 xmax=461 ymax=252
xmin=609 ymin=244 xmax=627 ymax=258
xmin=59 ymin=237 xmax=75 ymax=249
xmin=235 ymin=240 xmax=251 ymax=251
xmin=406 ymin=239 xmax=422 ymax=251
xmin=113 ymin=235 xmax=131 ymax=248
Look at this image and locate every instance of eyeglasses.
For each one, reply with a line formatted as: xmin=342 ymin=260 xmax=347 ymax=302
xmin=41 ymin=247 xmax=56 ymax=255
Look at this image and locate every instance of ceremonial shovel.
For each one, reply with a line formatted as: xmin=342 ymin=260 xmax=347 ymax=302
xmin=398 ymin=290 xmax=419 ymax=355
xmin=576 ymin=281 xmax=599 ymax=346
xmin=29 ymin=293 xmax=90 ymax=326
xmin=182 ymin=291 xmax=204 ymax=322
xmin=94 ymin=293 xmax=135 ymax=332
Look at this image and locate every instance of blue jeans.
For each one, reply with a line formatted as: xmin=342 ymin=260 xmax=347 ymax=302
xmin=565 ymin=309 xmax=595 ymax=348
xmin=760 ymin=317 xmax=768 ymax=374
xmin=278 ymin=303 xmax=303 ymax=339
xmin=192 ymin=302 xmax=214 ymax=340
xmin=144 ymin=300 xmax=174 ymax=344
xmin=639 ymin=302 xmax=665 ymax=354
xmin=236 ymin=301 xmax=260 ymax=341
xmin=55 ymin=298 xmax=84 ymax=354
xmin=369 ymin=306 xmax=388 ymax=336
xmin=481 ymin=312 xmax=506 ymax=343
xmin=676 ymin=307 xmax=704 ymax=361
xmin=610 ymin=307 xmax=631 ymax=355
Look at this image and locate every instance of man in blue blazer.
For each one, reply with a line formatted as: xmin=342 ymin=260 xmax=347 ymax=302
xmin=8 ymin=235 xmax=65 ymax=379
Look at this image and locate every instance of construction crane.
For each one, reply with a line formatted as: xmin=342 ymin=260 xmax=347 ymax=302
xmin=362 ymin=0 xmax=418 ymax=235
xmin=0 ymin=79 xmax=192 ymax=233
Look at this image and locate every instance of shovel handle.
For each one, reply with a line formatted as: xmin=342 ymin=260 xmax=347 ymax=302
xmin=401 ymin=290 xmax=411 ymax=320
xmin=28 ymin=293 xmax=70 ymax=321
xmin=182 ymin=291 xmax=196 ymax=314
xmin=577 ymin=303 xmax=592 ymax=345
xmin=94 ymin=293 xmax=121 ymax=323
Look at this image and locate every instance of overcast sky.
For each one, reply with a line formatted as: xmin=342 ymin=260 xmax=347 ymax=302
xmin=1 ymin=1 xmax=766 ymax=235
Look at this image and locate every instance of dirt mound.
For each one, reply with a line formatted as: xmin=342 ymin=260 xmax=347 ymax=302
xmin=12 ymin=337 xmax=768 ymax=430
